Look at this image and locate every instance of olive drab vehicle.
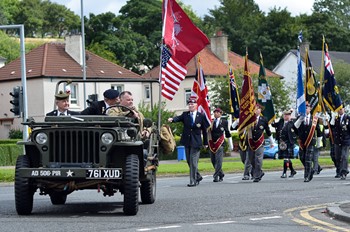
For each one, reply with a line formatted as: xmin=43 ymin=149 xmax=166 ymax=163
xmin=14 ymin=79 xmax=159 ymax=216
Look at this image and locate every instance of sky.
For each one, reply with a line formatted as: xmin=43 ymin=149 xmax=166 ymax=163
xmin=52 ymin=0 xmax=315 ymax=18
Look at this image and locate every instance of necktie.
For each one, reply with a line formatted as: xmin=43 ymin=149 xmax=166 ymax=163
xmin=59 ymin=113 xmax=65 ymax=116
xmin=190 ymin=112 xmax=194 ymax=126
xmin=215 ymin=119 xmax=219 ymax=128
xmin=306 ymin=117 xmax=309 ymax=125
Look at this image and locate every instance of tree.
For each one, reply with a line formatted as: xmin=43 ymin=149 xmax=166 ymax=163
xmin=12 ymin=0 xmax=44 ymax=37
xmin=313 ymin=0 xmax=350 ymax=29
xmin=204 ymin=0 xmax=264 ymax=64
xmin=331 ymin=61 xmax=350 ymax=105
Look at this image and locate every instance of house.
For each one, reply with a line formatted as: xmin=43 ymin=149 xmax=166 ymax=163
xmin=273 ymin=42 xmax=350 ymax=109
xmin=0 ymin=35 xmax=154 ymax=139
xmin=144 ymin=33 xmax=280 ymax=115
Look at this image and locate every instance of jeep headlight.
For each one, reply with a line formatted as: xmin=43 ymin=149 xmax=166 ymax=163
xmin=35 ymin=132 xmax=48 ymax=144
xmin=101 ymin=132 xmax=114 ymax=145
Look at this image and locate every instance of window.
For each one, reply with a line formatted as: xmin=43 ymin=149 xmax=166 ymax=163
xmin=111 ymin=84 xmax=124 ymax=93
xmin=144 ymin=85 xmax=150 ymax=100
xmin=185 ymin=89 xmax=191 ymax=105
xmin=69 ymin=84 xmax=78 ymax=105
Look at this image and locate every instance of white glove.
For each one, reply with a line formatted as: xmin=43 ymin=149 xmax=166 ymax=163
xmin=294 ymin=115 xmax=305 ymax=128
xmin=228 ymin=137 xmax=234 ymax=151
xmin=330 ymin=112 xmax=336 ymax=125
xmin=325 ymin=113 xmax=330 ymax=122
xmin=231 ymin=119 xmax=239 ymax=130
xmin=268 ymin=135 xmax=274 ymax=146
xmin=316 ymin=136 xmax=322 ymax=148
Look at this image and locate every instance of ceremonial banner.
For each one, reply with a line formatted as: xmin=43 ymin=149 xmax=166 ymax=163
xmin=323 ymin=42 xmax=342 ymax=112
xmin=257 ymin=53 xmax=275 ymax=124
xmin=238 ymin=54 xmax=256 ymax=132
xmin=229 ymin=64 xmax=240 ymax=119
xmin=305 ymin=49 xmax=320 ymax=115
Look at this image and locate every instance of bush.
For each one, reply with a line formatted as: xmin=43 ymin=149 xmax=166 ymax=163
xmin=0 ymin=144 xmax=22 ymax=166
xmin=8 ymin=129 xmax=23 ymax=139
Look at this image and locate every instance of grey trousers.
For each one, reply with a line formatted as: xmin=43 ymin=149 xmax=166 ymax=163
xmin=210 ymin=146 xmax=224 ymax=180
xmin=185 ymin=146 xmax=201 ymax=185
xmin=338 ymin=145 xmax=350 ymax=176
xmin=248 ymin=146 xmax=264 ymax=179
xmin=313 ymin=147 xmax=320 ymax=172
xmin=240 ymin=149 xmax=252 ymax=178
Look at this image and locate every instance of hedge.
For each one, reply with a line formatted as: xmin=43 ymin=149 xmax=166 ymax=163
xmin=0 ymin=144 xmax=23 ymax=166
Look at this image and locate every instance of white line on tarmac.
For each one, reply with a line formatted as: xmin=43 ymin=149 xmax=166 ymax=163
xmin=137 ymin=225 xmax=181 ymax=231
xmin=250 ymin=216 xmax=282 ymax=221
xmin=194 ymin=220 xmax=236 ymax=226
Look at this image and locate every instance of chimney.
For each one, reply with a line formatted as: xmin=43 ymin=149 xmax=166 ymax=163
xmin=210 ymin=31 xmax=228 ymax=64
xmin=65 ymin=34 xmax=83 ymax=65
xmin=300 ymin=41 xmax=310 ymax=58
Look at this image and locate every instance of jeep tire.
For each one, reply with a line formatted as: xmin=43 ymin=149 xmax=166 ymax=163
xmin=140 ymin=170 xmax=156 ymax=204
xmin=15 ymin=155 xmax=34 ymax=215
xmin=123 ymin=154 xmax=139 ymax=215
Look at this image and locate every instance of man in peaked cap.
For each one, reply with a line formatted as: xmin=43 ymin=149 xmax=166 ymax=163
xmin=81 ymin=89 xmax=119 ymax=115
xmin=208 ymin=107 xmax=232 ymax=182
xmin=272 ymin=109 xmax=297 ymax=178
xmin=168 ymin=96 xmax=209 ymax=187
xmin=46 ymin=91 xmax=80 ymax=116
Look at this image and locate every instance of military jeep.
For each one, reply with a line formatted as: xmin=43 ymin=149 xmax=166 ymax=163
xmin=15 ymin=80 xmax=159 ymax=216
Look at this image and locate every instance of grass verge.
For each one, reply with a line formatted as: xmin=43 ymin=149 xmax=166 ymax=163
xmin=0 ymin=156 xmax=335 ymax=183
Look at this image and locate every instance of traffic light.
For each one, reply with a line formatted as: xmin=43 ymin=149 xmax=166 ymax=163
xmin=10 ymin=86 xmax=22 ymax=116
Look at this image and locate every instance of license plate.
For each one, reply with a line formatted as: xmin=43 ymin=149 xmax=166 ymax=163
xmin=86 ymin=169 xmax=122 ymax=179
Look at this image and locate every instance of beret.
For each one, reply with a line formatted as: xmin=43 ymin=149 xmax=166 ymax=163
xmin=187 ymin=96 xmax=197 ymax=104
xmin=103 ymin=89 xmax=119 ymax=99
xmin=214 ymin=107 xmax=223 ymax=113
xmin=55 ymin=91 xmax=69 ymax=100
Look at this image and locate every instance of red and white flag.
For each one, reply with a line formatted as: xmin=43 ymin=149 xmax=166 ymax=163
xmin=191 ymin=57 xmax=211 ymax=126
xmin=161 ymin=0 xmax=209 ymax=100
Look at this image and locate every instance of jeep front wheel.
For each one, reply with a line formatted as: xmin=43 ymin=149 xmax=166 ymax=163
xmin=123 ymin=154 xmax=139 ymax=215
xmin=140 ymin=170 xmax=156 ymax=204
xmin=15 ymin=155 xmax=34 ymax=215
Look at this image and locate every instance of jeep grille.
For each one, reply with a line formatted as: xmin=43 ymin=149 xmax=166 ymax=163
xmin=48 ymin=130 xmax=100 ymax=164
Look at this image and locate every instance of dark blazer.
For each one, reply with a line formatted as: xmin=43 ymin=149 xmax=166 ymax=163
xmin=80 ymin=101 xmax=106 ymax=115
xmin=272 ymin=118 xmax=296 ymax=145
xmin=173 ymin=111 xmax=209 ymax=148
xmin=210 ymin=118 xmax=231 ymax=142
xmin=294 ymin=114 xmax=321 ymax=147
xmin=251 ymin=116 xmax=272 ymax=141
xmin=46 ymin=110 xmax=80 ymax=116
xmin=334 ymin=114 xmax=350 ymax=146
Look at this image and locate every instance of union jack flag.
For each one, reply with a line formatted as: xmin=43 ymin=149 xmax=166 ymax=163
xmin=229 ymin=65 xmax=240 ymax=119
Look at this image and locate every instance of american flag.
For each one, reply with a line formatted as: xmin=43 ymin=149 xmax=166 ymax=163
xmin=161 ymin=46 xmax=187 ymax=100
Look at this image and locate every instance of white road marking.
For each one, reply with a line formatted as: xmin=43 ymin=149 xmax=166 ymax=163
xmin=137 ymin=225 xmax=181 ymax=231
xmin=250 ymin=216 xmax=282 ymax=221
xmin=194 ymin=220 xmax=236 ymax=226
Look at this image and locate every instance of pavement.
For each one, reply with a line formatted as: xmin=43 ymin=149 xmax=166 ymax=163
xmin=326 ymin=201 xmax=350 ymax=223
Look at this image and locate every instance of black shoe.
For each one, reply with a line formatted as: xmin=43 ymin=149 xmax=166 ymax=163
xmin=242 ymin=176 xmax=250 ymax=180
xmin=253 ymin=178 xmax=260 ymax=182
xmin=309 ymin=170 xmax=315 ymax=181
xmin=187 ymin=183 xmax=196 ymax=187
xmin=259 ymin=172 xmax=265 ymax=179
xmin=196 ymin=176 xmax=203 ymax=185
xmin=317 ymin=168 xmax=323 ymax=175
xmin=219 ymin=174 xmax=224 ymax=182
xmin=213 ymin=178 xmax=219 ymax=182
xmin=281 ymin=173 xmax=287 ymax=178
xmin=341 ymin=175 xmax=346 ymax=180
xmin=289 ymin=171 xmax=297 ymax=178
xmin=335 ymin=174 xmax=341 ymax=178
xmin=304 ymin=178 xmax=310 ymax=182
